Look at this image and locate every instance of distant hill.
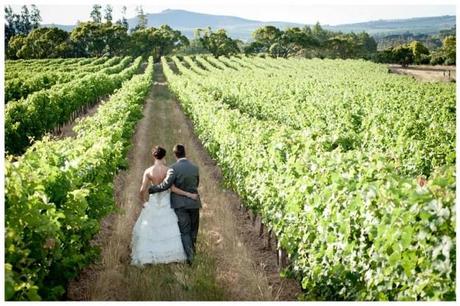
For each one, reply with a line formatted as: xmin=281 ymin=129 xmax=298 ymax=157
xmin=327 ymin=15 xmax=456 ymax=36
xmin=42 ymin=9 xmax=456 ymax=41
xmin=125 ymin=9 xmax=303 ymax=40
xmin=40 ymin=23 xmax=74 ymax=32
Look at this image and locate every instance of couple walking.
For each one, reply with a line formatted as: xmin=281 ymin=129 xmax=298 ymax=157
xmin=131 ymin=144 xmax=200 ymax=266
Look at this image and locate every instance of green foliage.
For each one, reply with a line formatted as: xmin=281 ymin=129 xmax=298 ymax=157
xmin=6 ymin=34 xmax=27 ymax=59
xmin=70 ymin=21 xmax=129 ymax=57
xmin=5 ymin=56 xmax=154 ymax=301
xmin=6 ymin=20 xmax=188 ymax=60
xmin=377 ymin=35 xmax=455 ymax=66
xmin=442 ymin=36 xmax=456 ymax=65
xmin=4 ymin=57 xmax=117 ymax=103
xmin=162 ymin=55 xmax=456 ymax=300
xmin=90 ymin=4 xmax=102 ymax=23
xmin=247 ymin=24 xmax=376 ymax=59
xmin=409 ymin=41 xmax=430 ymax=64
xmin=392 ymin=45 xmax=414 ymax=66
xmin=134 ymin=6 xmax=148 ymax=31
xmin=10 ymin=27 xmax=71 ymax=59
xmin=253 ymin=26 xmax=283 ymax=49
xmin=5 ymin=56 xmax=141 ymax=155
xmin=4 ymin=4 xmax=41 ymax=44
xmin=376 ymin=45 xmax=414 ymax=66
xmin=104 ymin=5 xmax=113 ymax=23
xmin=130 ymin=25 xmax=189 ymax=60
xmin=196 ymin=28 xmax=240 ymax=57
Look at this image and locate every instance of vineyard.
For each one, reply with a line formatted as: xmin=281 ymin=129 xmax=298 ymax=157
xmin=5 ymin=57 xmax=154 ymax=300
xmin=5 ymin=56 xmax=144 ymax=155
xmin=4 ymin=54 xmax=456 ymax=301
xmin=162 ymin=55 xmax=456 ymax=300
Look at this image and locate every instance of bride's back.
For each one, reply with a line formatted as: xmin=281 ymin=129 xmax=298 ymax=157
xmin=147 ymin=164 xmax=168 ymax=185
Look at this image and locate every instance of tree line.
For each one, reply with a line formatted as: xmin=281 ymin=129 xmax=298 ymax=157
xmin=374 ymin=27 xmax=455 ymax=51
xmin=4 ymin=5 xmax=456 ymax=65
xmin=375 ymin=37 xmax=456 ymax=66
xmin=191 ymin=24 xmax=455 ymax=65
xmin=5 ymin=5 xmax=188 ymax=61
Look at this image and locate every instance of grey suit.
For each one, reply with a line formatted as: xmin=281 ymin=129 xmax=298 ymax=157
xmin=149 ymin=158 xmax=200 ymax=262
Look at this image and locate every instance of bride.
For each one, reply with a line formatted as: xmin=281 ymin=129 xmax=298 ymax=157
xmin=131 ymin=145 xmax=198 ymax=266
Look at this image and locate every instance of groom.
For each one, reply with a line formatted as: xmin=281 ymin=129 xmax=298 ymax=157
xmin=149 ymin=144 xmax=201 ymax=264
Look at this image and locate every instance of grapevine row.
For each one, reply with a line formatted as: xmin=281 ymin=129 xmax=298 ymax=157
xmin=5 ymin=56 xmax=154 ymax=301
xmin=5 ymin=56 xmax=141 ymax=155
xmin=162 ymin=56 xmax=455 ymax=301
xmin=4 ymin=57 xmax=121 ymax=103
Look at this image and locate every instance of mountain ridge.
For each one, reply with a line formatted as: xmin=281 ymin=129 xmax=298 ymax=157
xmin=42 ymin=9 xmax=456 ymax=41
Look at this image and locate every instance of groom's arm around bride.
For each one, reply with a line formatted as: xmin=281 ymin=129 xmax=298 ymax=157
xmin=148 ymin=149 xmax=201 ymax=209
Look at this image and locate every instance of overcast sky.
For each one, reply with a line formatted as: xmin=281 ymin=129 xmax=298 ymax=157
xmin=7 ymin=0 xmax=457 ymax=26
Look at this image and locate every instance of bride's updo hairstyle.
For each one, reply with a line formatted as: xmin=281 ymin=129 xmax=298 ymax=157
xmin=152 ymin=145 xmax=166 ymax=160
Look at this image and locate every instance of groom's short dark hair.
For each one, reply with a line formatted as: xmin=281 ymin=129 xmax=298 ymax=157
xmin=173 ymin=144 xmax=186 ymax=158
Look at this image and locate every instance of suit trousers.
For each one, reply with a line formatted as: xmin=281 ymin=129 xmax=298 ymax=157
xmin=174 ymin=207 xmax=200 ymax=261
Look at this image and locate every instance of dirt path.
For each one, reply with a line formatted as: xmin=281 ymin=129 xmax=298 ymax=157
xmin=388 ymin=64 xmax=456 ymax=82
xmin=67 ymin=64 xmax=301 ymax=301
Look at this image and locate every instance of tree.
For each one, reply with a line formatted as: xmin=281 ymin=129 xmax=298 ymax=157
xmin=409 ymin=41 xmax=429 ymax=64
xmin=13 ymin=27 xmax=71 ymax=59
xmin=253 ymin=26 xmax=282 ymax=51
xmin=121 ymin=6 xmax=129 ymax=29
xmin=196 ymin=28 xmax=240 ymax=57
xmin=243 ymin=41 xmax=265 ymax=55
xmin=311 ymin=22 xmax=331 ymax=45
xmin=6 ymin=35 xmax=26 ymax=59
xmin=442 ymin=36 xmax=456 ymax=65
xmin=104 ymin=5 xmax=113 ymax=24
xmin=325 ymin=36 xmax=355 ymax=59
xmin=429 ymin=50 xmax=446 ymax=65
xmin=268 ymin=42 xmax=288 ymax=58
xmin=90 ymin=4 xmax=102 ymax=23
xmin=392 ymin=45 xmax=414 ymax=67
xmin=101 ymin=23 xmax=129 ymax=56
xmin=356 ymin=32 xmax=377 ymax=58
xmin=71 ymin=22 xmax=130 ymax=57
xmin=129 ymin=28 xmax=155 ymax=57
xmin=129 ymin=26 xmax=189 ymax=59
xmin=30 ymin=5 xmax=41 ymax=29
xmin=70 ymin=21 xmax=106 ymax=56
xmin=134 ymin=6 xmax=148 ymax=31
xmin=151 ymin=25 xmax=189 ymax=60
xmin=5 ymin=5 xmax=39 ymax=36
xmin=5 ymin=5 xmax=41 ymax=48
xmin=19 ymin=5 xmax=32 ymax=35
xmin=281 ymin=27 xmax=320 ymax=57
xmin=428 ymin=36 xmax=456 ymax=65
xmin=5 ymin=6 xmax=16 ymax=44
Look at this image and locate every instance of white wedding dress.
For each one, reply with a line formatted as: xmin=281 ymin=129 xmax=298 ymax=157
xmin=131 ymin=190 xmax=187 ymax=266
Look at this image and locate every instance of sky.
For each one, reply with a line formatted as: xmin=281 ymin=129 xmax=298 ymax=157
xmin=6 ymin=0 xmax=458 ymax=26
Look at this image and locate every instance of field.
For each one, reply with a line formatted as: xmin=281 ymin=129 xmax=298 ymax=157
xmin=4 ymin=55 xmax=456 ymax=301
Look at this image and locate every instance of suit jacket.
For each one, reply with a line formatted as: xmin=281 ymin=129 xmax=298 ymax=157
xmin=148 ymin=158 xmax=201 ymax=209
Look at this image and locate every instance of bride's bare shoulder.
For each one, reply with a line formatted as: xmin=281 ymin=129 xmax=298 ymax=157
xmin=143 ymin=166 xmax=154 ymax=177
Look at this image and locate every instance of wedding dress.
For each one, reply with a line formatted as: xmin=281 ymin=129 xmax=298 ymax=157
xmin=131 ymin=190 xmax=187 ymax=266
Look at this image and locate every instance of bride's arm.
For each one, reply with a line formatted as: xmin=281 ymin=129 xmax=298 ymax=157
xmin=139 ymin=170 xmax=150 ymax=204
xmin=171 ymin=185 xmax=199 ymax=200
